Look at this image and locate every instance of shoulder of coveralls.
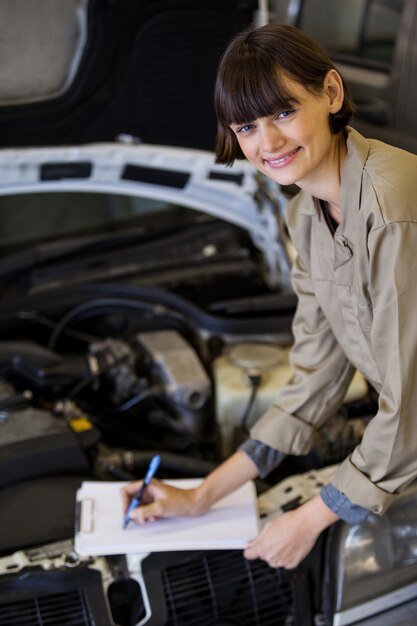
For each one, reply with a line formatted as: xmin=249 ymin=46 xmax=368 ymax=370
xmin=348 ymin=129 xmax=417 ymax=228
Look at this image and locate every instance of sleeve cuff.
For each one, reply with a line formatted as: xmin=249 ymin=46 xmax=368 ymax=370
xmin=239 ymin=438 xmax=286 ymax=479
xmin=330 ymin=455 xmax=396 ymax=514
xmin=320 ymin=483 xmax=369 ymax=525
xmin=250 ymin=404 xmax=319 ymax=454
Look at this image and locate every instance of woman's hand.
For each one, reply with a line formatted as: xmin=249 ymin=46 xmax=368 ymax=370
xmin=121 ymin=450 xmax=259 ymax=525
xmin=244 ymin=494 xmax=340 ymax=569
xmin=121 ymin=479 xmax=204 ymax=523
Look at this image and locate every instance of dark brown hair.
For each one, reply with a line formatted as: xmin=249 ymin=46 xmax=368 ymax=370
xmin=215 ymin=24 xmax=355 ymax=165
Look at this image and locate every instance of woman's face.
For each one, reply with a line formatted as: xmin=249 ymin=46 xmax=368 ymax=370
xmin=229 ymin=71 xmax=344 ymax=190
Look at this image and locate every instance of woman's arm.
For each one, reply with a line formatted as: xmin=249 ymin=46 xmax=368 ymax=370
xmin=121 ymin=450 xmax=260 ymax=523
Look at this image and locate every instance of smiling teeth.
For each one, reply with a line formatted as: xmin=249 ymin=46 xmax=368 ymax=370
xmin=268 ymin=147 xmax=299 ymax=164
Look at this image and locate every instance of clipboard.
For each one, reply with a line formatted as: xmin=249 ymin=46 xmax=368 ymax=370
xmin=74 ymin=479 xmax=260 ymax=556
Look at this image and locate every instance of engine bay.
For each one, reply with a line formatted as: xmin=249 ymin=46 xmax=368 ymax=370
xmin=0 ymin=274 xmax=376 ymax=626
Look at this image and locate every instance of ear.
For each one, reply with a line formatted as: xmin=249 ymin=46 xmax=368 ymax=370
xmin=323 ymin=69 xmax=344 ymax=114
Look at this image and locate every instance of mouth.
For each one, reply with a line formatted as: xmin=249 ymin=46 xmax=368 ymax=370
xmin=264 ymin=146 xmax=301 ymax=168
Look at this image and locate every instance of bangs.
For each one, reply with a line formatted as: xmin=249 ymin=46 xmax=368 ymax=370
xmin=216 ymin=56 xmax=299 ymax=126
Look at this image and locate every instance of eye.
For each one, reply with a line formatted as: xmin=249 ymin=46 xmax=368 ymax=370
xmin=235 ymin=123 xmax=255 ymax=135
xmin=276 ymin=109 xmax=295 ymax=119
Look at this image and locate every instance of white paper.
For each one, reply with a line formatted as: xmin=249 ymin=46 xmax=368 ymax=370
xmin=75 ymin=479 xmax=260 ymax=556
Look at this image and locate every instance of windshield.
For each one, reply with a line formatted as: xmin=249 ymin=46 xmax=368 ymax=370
xmin=0 ymin=191 xmax=196 ymax=257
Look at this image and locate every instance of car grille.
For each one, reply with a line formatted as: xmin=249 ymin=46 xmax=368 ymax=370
xmin=0 ymin=590 xmax=94 ymax=626
xmin=0 ymin=568 xmax=111 ymax=626
xmin=145 ymin=551 xmax=301 ymax=626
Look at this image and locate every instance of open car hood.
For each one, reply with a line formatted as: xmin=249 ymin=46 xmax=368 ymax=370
xmin=0 ymin=0 xmax=291 ymax=296
xmin=0 ymin=142 xmax=292 ymax=291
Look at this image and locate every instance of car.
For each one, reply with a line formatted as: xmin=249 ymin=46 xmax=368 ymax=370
xmin=0 ymin=1 xmax=416 ymax=625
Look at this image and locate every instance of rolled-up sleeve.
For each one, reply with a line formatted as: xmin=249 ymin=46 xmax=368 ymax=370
xmin=320 ymin=483 xmax=369 ymax=524
xmin=331 ymin=222 xmax=417 ymax=514
xmin=239 ymin=438 xmax=286 ymax=478
xmin=251 ymin=252 xmax=355 ymax=454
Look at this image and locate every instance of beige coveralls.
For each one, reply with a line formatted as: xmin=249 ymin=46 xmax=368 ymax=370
xmin=251 ymin=127 xmax=417 ymax=515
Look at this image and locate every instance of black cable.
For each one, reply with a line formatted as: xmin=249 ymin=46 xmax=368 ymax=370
xmin=39 ymin=285 xmax=293 ymax=351
xmin=241 ymin=373 xmax=262 ymax=435
xmin=47 ymin=298 xmax=158 ymax=350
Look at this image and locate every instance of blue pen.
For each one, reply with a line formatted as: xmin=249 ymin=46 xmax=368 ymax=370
xmin=123 ymin=454 xmax=161 ymax=529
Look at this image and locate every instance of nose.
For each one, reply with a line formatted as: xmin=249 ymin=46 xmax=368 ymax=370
xmin=258 ymin=120 xmax=284 ymax=153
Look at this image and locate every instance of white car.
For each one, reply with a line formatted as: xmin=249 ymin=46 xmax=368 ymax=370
xmin=0 ymin=2 xmax=416 ymax=626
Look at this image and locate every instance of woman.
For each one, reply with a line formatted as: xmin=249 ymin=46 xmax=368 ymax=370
xmin=122 ymin=24 xmax=417 ymax=569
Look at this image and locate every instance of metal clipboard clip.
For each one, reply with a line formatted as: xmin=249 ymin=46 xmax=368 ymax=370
xmin=75 ymin=497 xmax=95 ymax=534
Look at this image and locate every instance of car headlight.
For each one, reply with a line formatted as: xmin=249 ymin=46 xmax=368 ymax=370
xmin=331 ymin=483 xmax=417 ymax=625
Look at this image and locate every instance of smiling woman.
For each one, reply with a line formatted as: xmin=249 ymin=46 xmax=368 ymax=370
xmin=120 ymin=22 xmax=417 ymax=578
xmin=214 ymin=26 xmax=356 ymax=207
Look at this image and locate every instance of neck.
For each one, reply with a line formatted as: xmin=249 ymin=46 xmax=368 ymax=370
xmin=298 ymin=132 xmax=347 ymax=222
xmin=325 ymin=200 xmax=341 ymax=225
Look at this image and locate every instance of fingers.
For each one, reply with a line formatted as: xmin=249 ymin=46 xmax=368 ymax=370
xmin=120 ymin=480 xmax=143 ymax=515
xmin=243 ymin=540 xmax=260 ymax=561
xmin=244 ymin=533 xmax=286 ymax=569
xmin=120 ymin=479 xmax=194 ymax=522
xmin=129 ymin=500 xmax=164 ymax=523
xmin=244 ymin=541 xmax=299 ymax=569
xmin=120 ymin=478 xmax=165 ymax=514
xmin=121 ymin=480 xmax=143 ymax=497
xmin=121 ymin=474 xmax=203 ymax=528
xmin=243 ymin=513 xmax=318 ymax=570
